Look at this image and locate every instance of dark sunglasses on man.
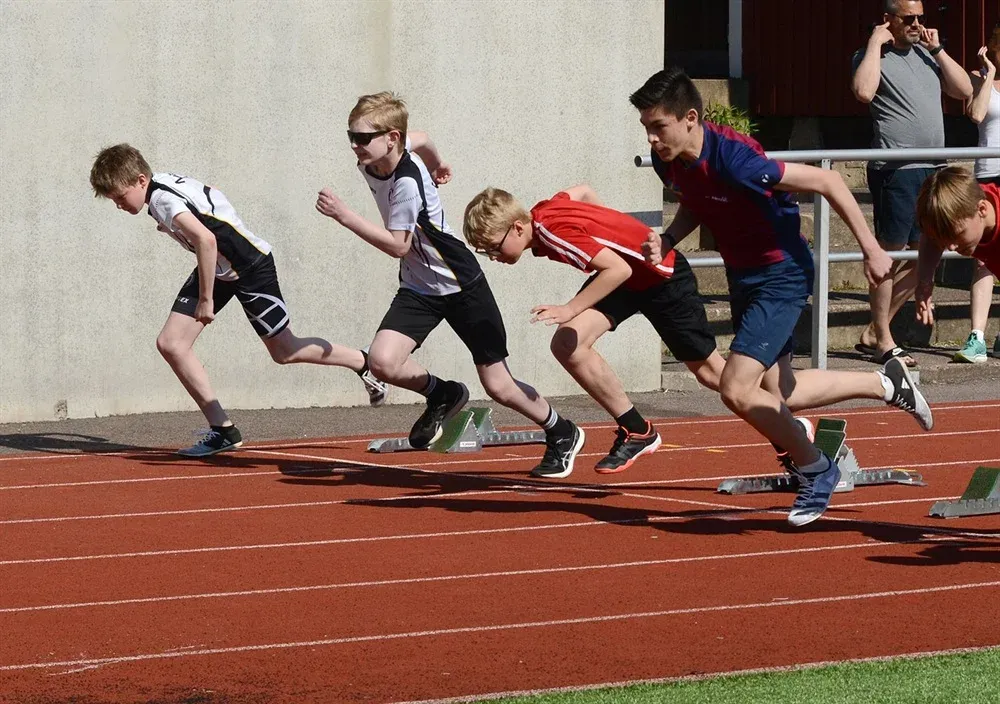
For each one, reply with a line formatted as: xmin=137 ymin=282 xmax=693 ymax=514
xmin=890 ymin=13 xmax=925 ymax=26
xmin=347 ymin=130 xmax=390 ymax=147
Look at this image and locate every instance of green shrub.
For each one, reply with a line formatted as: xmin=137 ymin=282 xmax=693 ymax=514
xmin=703 ymin=103 xmax=756 ymax=136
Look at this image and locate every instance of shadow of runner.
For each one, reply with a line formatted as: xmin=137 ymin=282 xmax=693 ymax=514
xmin=0 ymin=432 xmax=158 ymax=454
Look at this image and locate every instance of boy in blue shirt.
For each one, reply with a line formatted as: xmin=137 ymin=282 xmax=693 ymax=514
xmin=633 ymin=68 xmax=933 ymax=526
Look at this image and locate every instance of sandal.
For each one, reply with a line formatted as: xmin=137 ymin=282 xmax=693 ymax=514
xmin=854 ymin=342 xmax=876 ymax=356
xmin=871 ymin=346 xmax=918 ymax=368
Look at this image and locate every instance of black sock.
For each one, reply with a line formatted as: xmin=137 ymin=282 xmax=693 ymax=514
xmin=540 ymin=406 xmax=573 ymax=437
xmin=357 ymin=349 xmax=369 ymax=377
xmin=615 ymin=407 xmax=649 ymax=435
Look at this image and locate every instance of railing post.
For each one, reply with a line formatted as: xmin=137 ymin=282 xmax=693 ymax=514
xmin=811 ymin=158 xmax=832 ymax=370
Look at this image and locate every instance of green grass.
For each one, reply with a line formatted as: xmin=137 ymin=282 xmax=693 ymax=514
xmin=490 ymin=648 xmax=1000 ymax=704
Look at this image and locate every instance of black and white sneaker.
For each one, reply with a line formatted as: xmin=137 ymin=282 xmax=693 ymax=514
xmin=594 ymin=425 xmax=661 ymax=474
xmin=408 ymin=381 xmax=469 ymax=449
xmin=530 ymin=423 xmax=586 ymax=479
xmin=361 ymin=369 xmax=388 ymax=407
xmin=177 ymin=426 xmax=243 ymax=458
xmin=882 ymin=357 xmax=933 ymax=431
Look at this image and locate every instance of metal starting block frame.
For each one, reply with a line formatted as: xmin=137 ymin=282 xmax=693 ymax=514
xmin=929 ymin=467 xmax=1000 ymax=518
xmin=717 ymin=417 xmax=925 ymax=495
xmin=367 ymin=407 xmax=546 ymax=454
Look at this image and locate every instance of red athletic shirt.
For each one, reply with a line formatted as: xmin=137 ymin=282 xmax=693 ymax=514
xmin=530 ymin=192 xmax=677 ymax=290
xmin=974 ymin=183 xmax=1000 ymax=277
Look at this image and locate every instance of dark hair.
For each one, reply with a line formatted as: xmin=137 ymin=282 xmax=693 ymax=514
xmin=629 ymin=67 xmax=703 ymax=120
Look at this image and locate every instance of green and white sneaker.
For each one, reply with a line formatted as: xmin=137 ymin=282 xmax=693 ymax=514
xmin=953 ymin=333 xmax=988 ymax=364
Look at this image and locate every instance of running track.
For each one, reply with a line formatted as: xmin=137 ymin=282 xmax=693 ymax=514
xmin=2 ymin=401 xmax=999 ymax=703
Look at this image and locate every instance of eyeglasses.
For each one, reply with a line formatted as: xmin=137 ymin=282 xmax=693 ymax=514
xmin=890 ymin=13 xmax=925 ymax=26
xmin=347 ymin=129 xmax=390 ymax=146
xmin=474 ymin=225 xmax=513 ymax=258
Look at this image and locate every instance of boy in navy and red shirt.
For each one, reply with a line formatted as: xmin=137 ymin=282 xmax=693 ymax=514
xmin=463 ymin=185 xmax=727 ymax=475
xmin=632 ymin=67 xmax=935 ymax=526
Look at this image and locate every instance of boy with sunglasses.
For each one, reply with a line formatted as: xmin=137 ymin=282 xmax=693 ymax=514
xmin=463 ymin=186 xmax=726 ymax=474
xmin=315 ymin=92 xmax=584 ymax=477
xmin=89 ymin=144 xmax=389 ymax=457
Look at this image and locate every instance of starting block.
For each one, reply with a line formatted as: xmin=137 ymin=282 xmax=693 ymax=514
xmin=929 ymin=467 xmax=1000 ymax=518
xmin=367 ymin=407 xmax=546 ymax=454
xmin=717 ymin=417 xmax=925 ymax=495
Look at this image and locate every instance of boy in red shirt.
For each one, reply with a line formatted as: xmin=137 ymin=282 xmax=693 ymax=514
xmin=463 ymin=185 xmax=727 ymax=474
xmin=915 ymin=165 xmax=1000 ymax=326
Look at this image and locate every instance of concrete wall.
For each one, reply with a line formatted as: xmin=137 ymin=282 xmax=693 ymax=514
xmin=0 ymin=0 xmax=665 ymax=423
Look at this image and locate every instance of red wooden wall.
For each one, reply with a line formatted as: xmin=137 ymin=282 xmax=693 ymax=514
xmin=743 ymin=0 xmax=1000 ymax=117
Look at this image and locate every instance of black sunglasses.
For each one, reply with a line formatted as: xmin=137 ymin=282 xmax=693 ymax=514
xmin=891 ymin=13 xmax=925 ymax=26
xmin=347 ymin=129 xmax=390 ymax=146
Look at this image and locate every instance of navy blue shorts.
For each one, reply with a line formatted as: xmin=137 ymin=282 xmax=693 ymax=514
xmin=867 ymin=166 xmax=938 ymax=248
xmin=727 ymin=257 xmax=813 ymax=369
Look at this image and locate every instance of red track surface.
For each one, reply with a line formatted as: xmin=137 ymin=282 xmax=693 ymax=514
xmin=2 ymin=401 xmax=999 ymax=703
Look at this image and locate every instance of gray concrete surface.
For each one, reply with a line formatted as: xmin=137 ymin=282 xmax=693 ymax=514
xmin=0 ymin=0 xmax=665 ymax=423
xmin=2 ymin=346 xmax=995 ymax=456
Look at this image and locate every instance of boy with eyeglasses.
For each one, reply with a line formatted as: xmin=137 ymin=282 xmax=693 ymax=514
xmin=315 ymin=92 xmax=583 ymax=477
xmin=463 ymin=186 xmax=726 ymax=474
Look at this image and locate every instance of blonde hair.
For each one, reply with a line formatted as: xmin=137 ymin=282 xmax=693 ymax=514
xmin=916 ymin=165 xmax=986 ymax=245
xmin=349 ymin=92 xmax=408 ymax=141
xmin=463 ymin=188 xmax=530 ymax=250
xmin=90 ymin=143 xmax=152 ymax=197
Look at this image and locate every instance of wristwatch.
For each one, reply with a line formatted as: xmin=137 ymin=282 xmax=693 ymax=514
xmin=929 ymin=45 xmax=944 ymax=56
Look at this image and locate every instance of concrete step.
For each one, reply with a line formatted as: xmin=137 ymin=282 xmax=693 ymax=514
xmin=661 ymin=345 xmax=1000 ymax=391
xmin=661 ymin=286 xmax=1000 ymax=373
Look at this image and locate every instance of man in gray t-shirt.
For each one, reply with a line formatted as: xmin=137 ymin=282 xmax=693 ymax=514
xmin=850 ymin=0 xmax=972 ymax=367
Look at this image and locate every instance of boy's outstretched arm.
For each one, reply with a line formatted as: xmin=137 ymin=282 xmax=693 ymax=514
xmin=173 ymin=212 xmax=218 ymax=324
xmin=407 ymin=131 xmax=452 ymax=185
xmin=642 ymin=204 xmax=700 ymax=265
xmin=914 ymin=235 xmax=944 ymax=326
xmin=775 ymin=163 xmax=892 ymax=284
xmin=531 ymin=248 xmax=631 ymax=325
xmin=316 ymin=187 xmax=412 ymax=258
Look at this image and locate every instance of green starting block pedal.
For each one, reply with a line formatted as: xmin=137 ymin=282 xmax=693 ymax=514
xmin=929 ymin=467 xmax=1000 ymax=518
xmin=717 ymin=417 xmax=925 ymax=495
xmin=367 ymin=407 xmax=546 ymax=454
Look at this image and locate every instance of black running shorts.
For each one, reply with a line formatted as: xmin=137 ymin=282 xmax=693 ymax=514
xmin=377 ymin=275 xmax=508 ymax=365
xmin=171 ymin=254 xmax=290 ymax=338
xmin=582 ymin=251 xmax=716 ymax=362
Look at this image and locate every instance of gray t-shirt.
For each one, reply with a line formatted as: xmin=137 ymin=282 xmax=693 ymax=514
xmin=851 ymin=44 xmax=944 ymax=170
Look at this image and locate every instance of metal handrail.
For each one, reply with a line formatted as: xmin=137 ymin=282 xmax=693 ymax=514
xmin=633 ymin=146 xmax=1000 ymax=368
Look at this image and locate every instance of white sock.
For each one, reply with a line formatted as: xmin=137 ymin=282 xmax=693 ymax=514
xmin=972 ymin=330 xmax=985 ymax=342
xmin=876 ymin=370 xmax=894 ymax=402
xmin=798 ymin=455 xmax=829 ymax=475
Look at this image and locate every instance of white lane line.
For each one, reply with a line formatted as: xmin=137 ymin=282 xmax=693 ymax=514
xmin=0 ymin=401 xmax=995 ymax=464
xmin=0 ymin=540 xmax=916 ymax=614
xmin=5 ymin=424 xmax=991 ymax=492
xmin=391 ymin=643 xmax=1000 ymax=704
xmin=3 ymin=579 xmax=999 ymax=673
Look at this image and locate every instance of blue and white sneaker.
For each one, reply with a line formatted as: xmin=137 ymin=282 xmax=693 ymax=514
xmin=787 ymin=454 xmax=842 ymax=527
xmin=953 ymin=333 xmax=988 ymax=364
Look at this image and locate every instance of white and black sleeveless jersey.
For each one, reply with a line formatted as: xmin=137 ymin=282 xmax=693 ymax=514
xmin=360 ymin=151 xmax=482 ymax=296
xmin=146 ymin=173 xmax=272 ymax=281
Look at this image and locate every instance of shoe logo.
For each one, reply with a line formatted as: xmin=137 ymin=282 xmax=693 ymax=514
xmin=899 ymin=379 xmax=910 ymax=391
